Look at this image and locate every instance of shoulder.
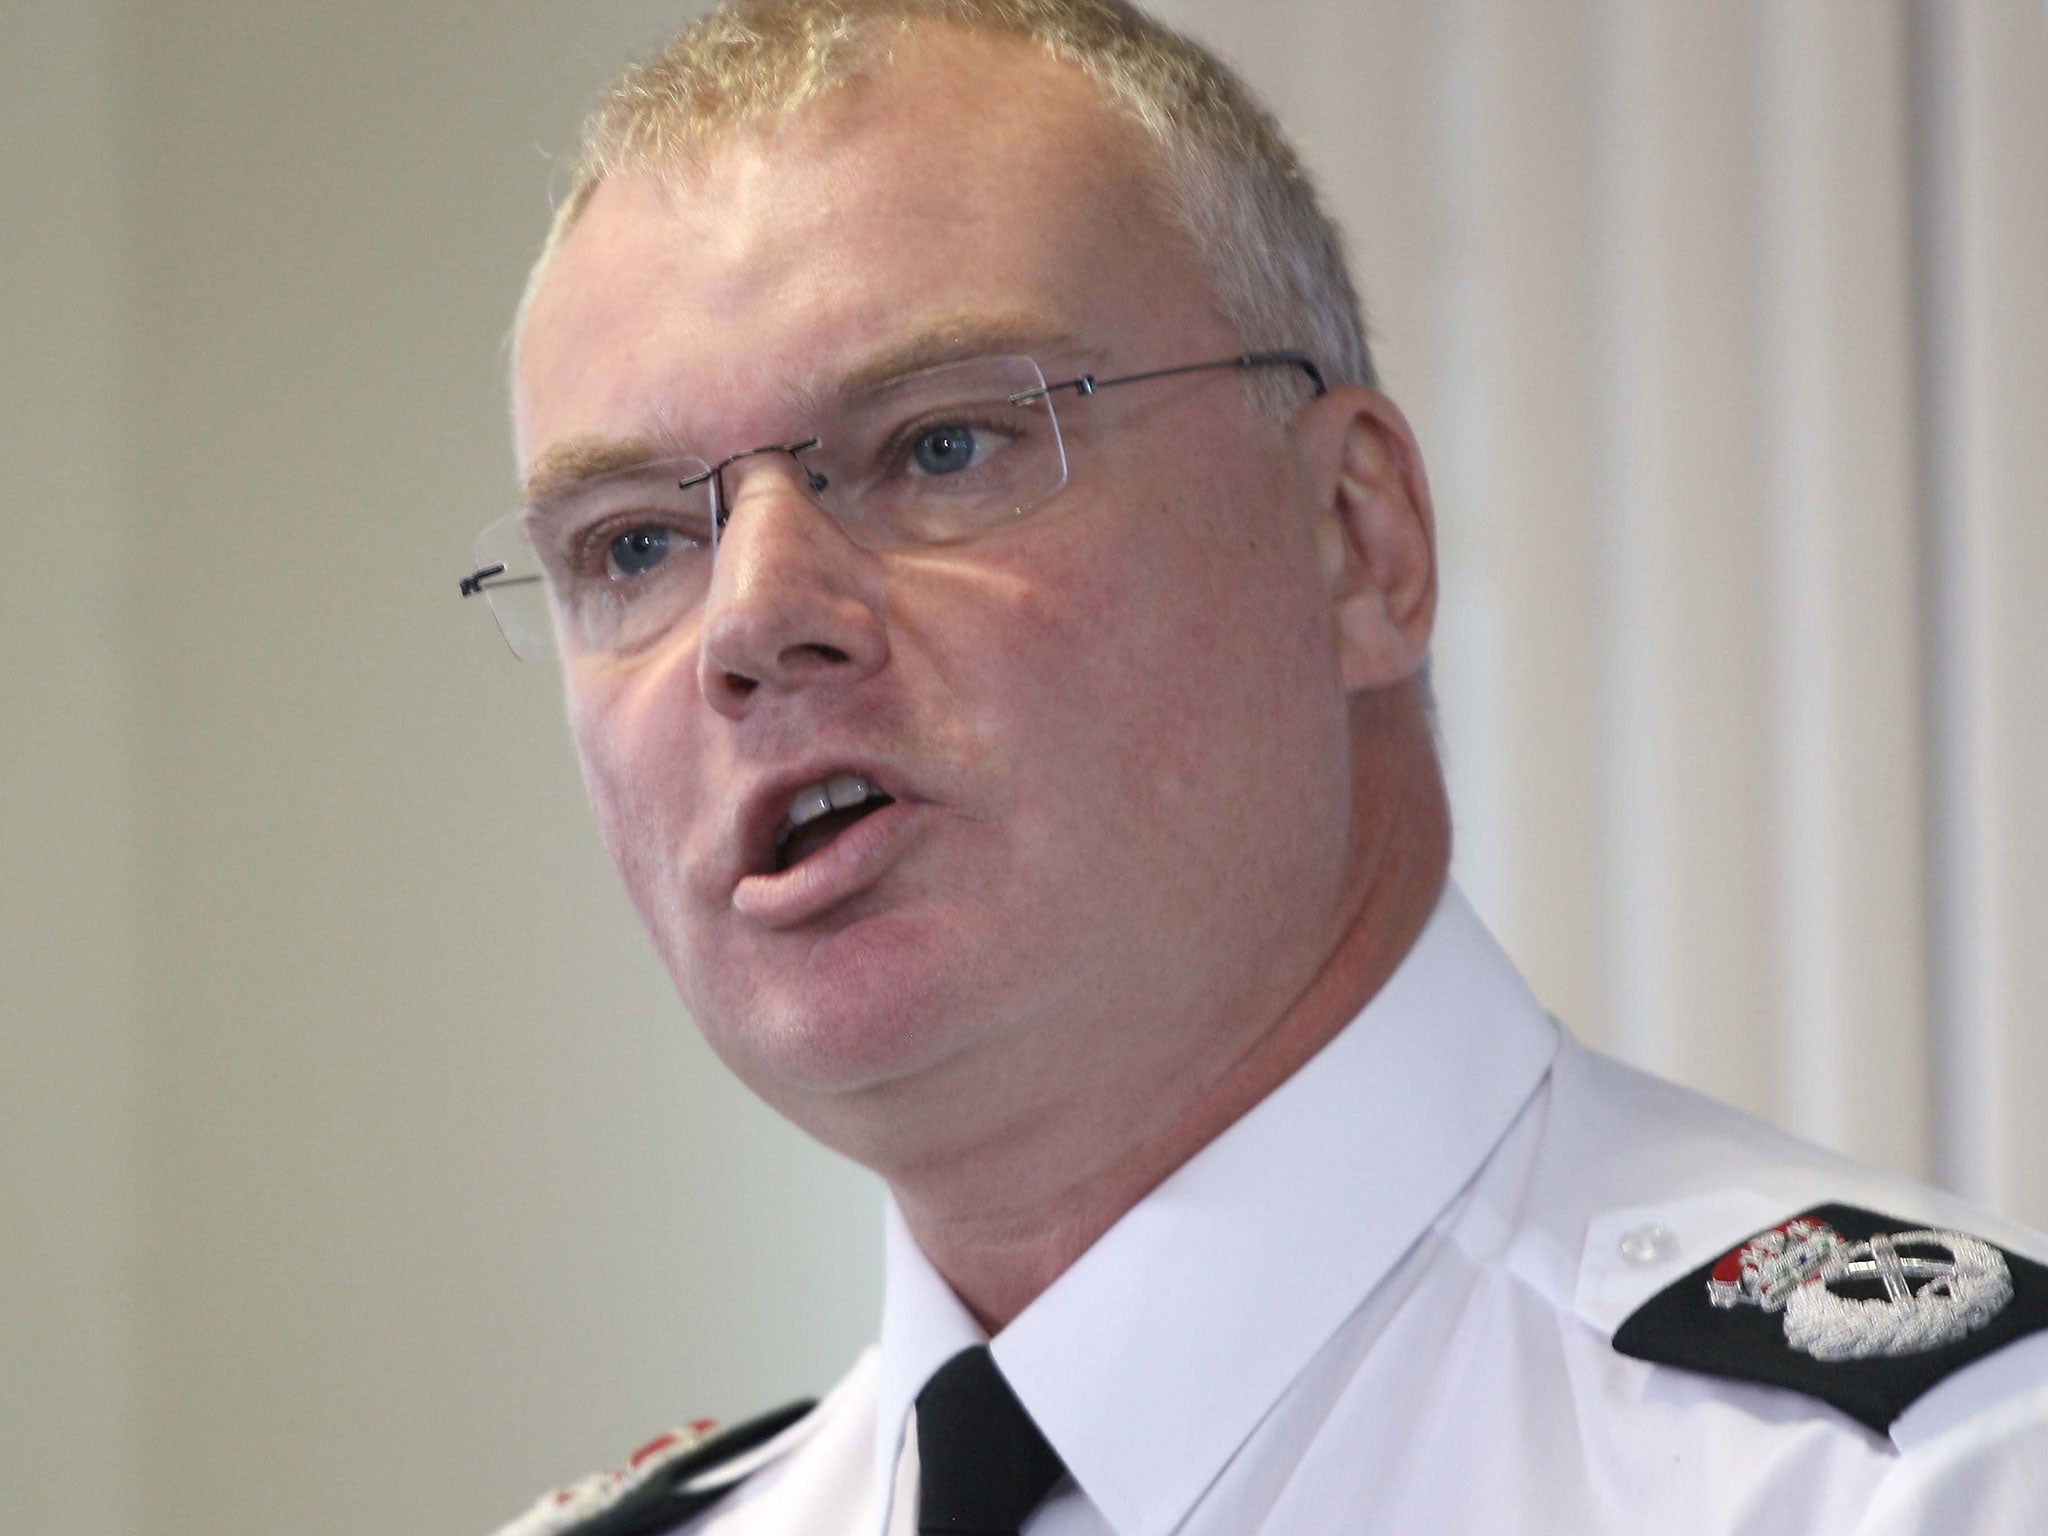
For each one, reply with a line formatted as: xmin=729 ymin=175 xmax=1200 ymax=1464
xmin=488 ymin=1400 xmax=819 ymax=1536
xmin=1526 ymin=1035 xmax=2048 ymax=1452
xmin=485 ymin=1348 xmax=886 ymax=1536
xmin=1608 ymin=1200 xmax=2048 ymax=1439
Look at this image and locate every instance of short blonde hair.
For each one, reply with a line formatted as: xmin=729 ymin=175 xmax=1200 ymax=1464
xmin=521 ymin=0 xmax=1375 ymax=411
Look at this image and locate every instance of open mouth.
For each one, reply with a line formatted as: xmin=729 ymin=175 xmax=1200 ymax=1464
xmin=772 ymin=770 xmax=897 ymax=872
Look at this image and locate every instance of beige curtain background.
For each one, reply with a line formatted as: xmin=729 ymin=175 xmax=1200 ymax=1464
xmin=4 ymin=3 xmax=2042 ymax=1534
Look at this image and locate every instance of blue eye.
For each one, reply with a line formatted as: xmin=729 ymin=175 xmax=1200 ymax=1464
xmin=912 ymin=424 xmax=980 ymax=475
xmin=608 ymin=526 xmax=670 ymax=577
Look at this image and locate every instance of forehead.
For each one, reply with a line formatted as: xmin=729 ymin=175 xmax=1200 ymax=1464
xmin=514 ymin=31 xmax=1226 ymax=467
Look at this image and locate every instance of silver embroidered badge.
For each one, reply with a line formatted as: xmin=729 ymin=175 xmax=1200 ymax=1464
xmin=492 ymin=1421 xmax=718 ymax=1536
xmin=1706 ymin=1218 xmax=2014 ymax=1362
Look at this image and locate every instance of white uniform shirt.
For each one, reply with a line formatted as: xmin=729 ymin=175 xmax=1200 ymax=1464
xmin=501 ymin=886 xmax=2048 ymax=1535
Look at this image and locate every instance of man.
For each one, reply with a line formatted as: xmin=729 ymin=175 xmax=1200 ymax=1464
xmin=470 ymin=2 xmax=2048 ymax=1531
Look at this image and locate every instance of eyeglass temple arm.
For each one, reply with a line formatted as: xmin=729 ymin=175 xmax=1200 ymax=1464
xmin=1236 ymin=350 xmax=1328 ymax=395
xmin=459 ymin=565 xmax=544 ymax=598
xmin=1021 ymin=350 xmax=1328 ymax=404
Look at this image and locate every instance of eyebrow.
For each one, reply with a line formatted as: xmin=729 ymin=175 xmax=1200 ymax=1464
xmin=519 ymin=311 xmax=1091 ymax=507
xmin=823 ymin=311 xmax=1090 ymax=402
xmin=522 ymin=436 xmax=675 ymax=509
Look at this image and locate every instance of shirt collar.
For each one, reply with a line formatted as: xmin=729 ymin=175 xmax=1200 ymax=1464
xmin=873 ymin=1197 xmax=989 ymax=1528
xmin=873 ymin=883 xmax=1559 ymax=1536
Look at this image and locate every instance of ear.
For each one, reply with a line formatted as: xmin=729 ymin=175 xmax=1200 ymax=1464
xmin=1295 ymin=387 xmax=1437 ymax=694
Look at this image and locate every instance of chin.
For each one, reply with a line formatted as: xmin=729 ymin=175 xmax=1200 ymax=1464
xmin=679 ymin=908 xmax=986 ymax=1106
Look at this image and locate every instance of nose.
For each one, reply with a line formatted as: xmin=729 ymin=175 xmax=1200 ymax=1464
xmin=696 ymin=459 xmax=890 ymax=717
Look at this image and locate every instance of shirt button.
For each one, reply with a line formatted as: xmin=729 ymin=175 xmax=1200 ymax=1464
xmin=1619 ymin=1223 xmax=1680 ymax=1266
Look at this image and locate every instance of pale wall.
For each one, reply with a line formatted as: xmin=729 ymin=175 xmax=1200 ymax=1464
xmin=3 ymin=5 xmax=142 ymax=1533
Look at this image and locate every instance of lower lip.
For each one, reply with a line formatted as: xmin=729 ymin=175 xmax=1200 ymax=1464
xmin=731 ymin=800 xmax=922 ymax=929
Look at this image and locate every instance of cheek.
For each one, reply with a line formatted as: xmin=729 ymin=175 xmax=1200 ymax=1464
xmin=942 ymin=479 xmax=1345 ymax=857
xmin=1085 ymin=486 xmax=1332 ymax=722
xmin=565 ymin=665 xmax=704 ymax=925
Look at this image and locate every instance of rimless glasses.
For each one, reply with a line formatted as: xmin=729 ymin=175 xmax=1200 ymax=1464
xmin=460 ymin=349 xmax=1325 ymax=661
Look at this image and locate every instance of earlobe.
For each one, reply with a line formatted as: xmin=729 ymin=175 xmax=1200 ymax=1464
xmin=1305 ymin=389 xmax=1438 ymax=694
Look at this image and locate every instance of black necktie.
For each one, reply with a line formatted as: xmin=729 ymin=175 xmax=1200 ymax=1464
xmin=915 ymin=1344 xmax=1067 ymax=1534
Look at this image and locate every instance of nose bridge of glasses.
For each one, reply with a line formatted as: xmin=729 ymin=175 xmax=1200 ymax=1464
xmin=711 ymin=437 xmax=831 ymax=532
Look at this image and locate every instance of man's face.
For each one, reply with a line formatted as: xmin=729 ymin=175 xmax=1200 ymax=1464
xmin=514 ymin=36 xmax=1362 ymax=1164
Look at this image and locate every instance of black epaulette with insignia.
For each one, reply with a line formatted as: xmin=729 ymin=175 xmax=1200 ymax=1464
xmin=1613 ymin=1203 xmax=2048 ymax=1432
xmin=493 ymin=1399 xmax=816 ymax=1536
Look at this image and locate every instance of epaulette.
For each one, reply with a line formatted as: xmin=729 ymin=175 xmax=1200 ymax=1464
xmin=1613 ymin=1203 xmax=2048 ymax=1432
xmin=492 ymin=1399 xmax=817 ymax=1536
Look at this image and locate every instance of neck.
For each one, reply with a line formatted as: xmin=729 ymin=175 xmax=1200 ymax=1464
xmin=895 ymin=703 xmax=1451 ymax=1332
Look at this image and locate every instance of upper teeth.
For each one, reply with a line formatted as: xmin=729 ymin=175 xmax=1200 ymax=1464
xmin=783 ymin=771 xmax=881 ymax=834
